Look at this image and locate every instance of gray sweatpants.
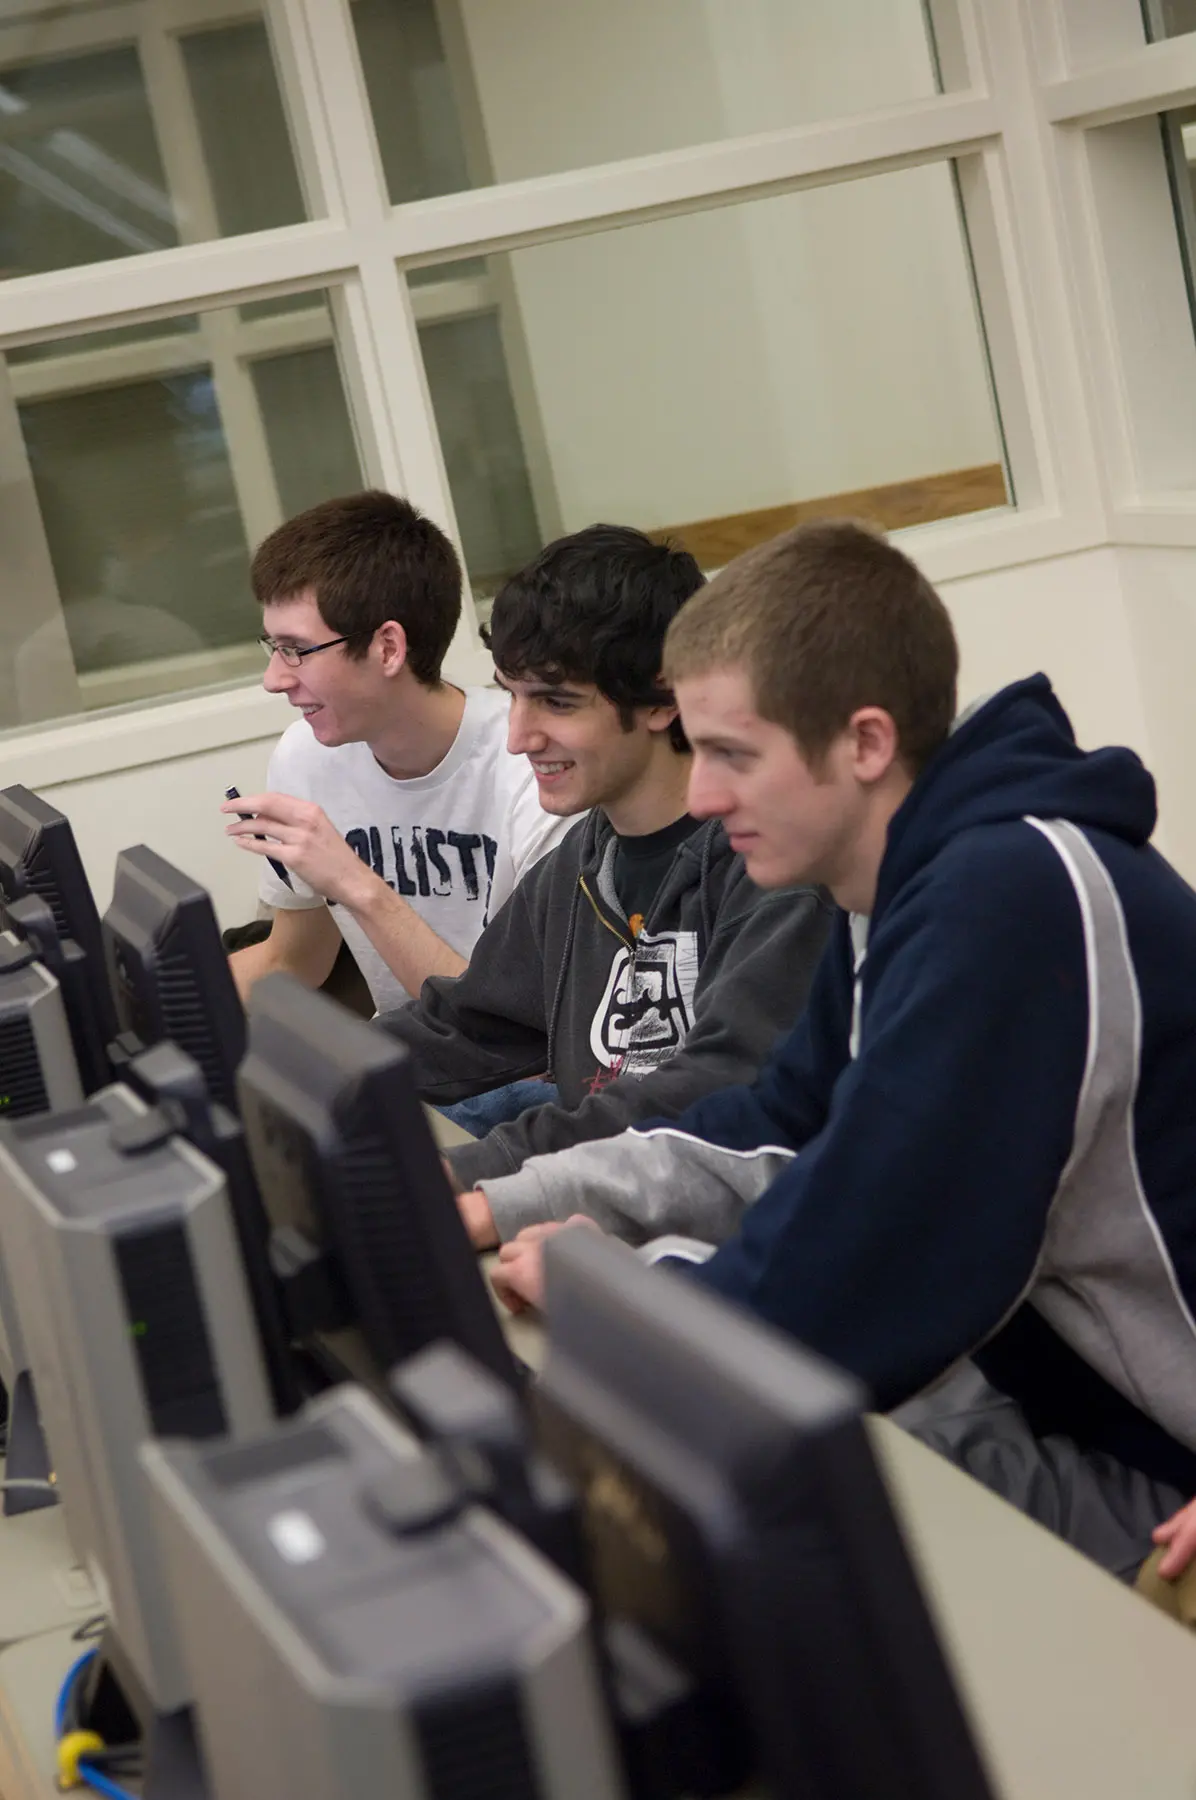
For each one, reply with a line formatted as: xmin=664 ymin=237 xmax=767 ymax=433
xmin=893 ymin=1365 xmax=1186 ymax=1582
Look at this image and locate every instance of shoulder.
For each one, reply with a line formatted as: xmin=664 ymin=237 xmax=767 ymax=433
xmin=451 ymin=688 xmax=524 ymax=796
xmin=928 ymin=819 xmax=1091 ymax=911
xmin=516 ymin=811 xmax=595 ymax=888
xmin=884 ymin=820 xmax=1093 ymax=967
xmin=459 ymin=685 xmax=511 ymax=750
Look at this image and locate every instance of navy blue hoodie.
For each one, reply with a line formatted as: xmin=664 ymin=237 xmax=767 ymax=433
xmin=665 ymin=676 xmax=1196 ymax=1489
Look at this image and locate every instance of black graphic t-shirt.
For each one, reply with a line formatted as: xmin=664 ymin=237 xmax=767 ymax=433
xmin=612 ymin=814 xmax=699 ymax=938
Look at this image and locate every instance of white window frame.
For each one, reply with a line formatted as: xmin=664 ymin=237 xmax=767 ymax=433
xmin=3 ymin=0 xmax=1196 ymax=790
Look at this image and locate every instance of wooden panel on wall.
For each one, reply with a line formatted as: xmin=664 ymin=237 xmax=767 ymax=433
xmin=650 ymin=463 xmax=1008 ymax=567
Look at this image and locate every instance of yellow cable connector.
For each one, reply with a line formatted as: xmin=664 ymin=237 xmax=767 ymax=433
xmin=55 ymin=1729 xmax=104 ymax=1789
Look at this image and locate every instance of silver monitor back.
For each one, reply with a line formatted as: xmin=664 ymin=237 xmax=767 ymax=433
xmin=0 ymin=1083 xmax=274 ymax=1711
xmin=143 ymin=1385 xmax=627 ymax=1800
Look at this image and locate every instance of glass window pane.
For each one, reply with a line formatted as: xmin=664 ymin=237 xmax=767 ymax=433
xmin=357 ymin=0 xmax=941 ymax=200
xmin=180 ymin=20 xmax=306 ymax=238
xmin=419 ymin=306 xmax=543 ymax=595
xmin=354 ymin=0 xmax=474 ymax=202
xmin=22 ymin=362 xmax=251 ymax=668
xmin=0 ymin=2 xmax=310 ymax=289
xmin=0 ymin=289 xmax=364 ymax=730
xmin=0 ymin=42 xmax=174 ymax=277
xmin=252 ymin=344 xmax=363 ymax=520
xmin=415 ymin=163 xmax=1008 ymax=594
xmin=1144 ymin=0 xmax=1196 ymax=37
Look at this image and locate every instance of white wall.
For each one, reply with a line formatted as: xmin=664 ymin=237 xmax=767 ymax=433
xmin=937 ymin=543 xmax=1196 ymax=879
xmin=2 ymin=684 xmax=295 ymax=929
xmin=457 ymin=0 xmax=1000 ymax=533
xmin=32 ymin=734 xmax=278 ymax=929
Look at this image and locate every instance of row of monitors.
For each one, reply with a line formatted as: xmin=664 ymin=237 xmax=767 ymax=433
xmin=0 ymin=783 xmax=243 ymax=1110
xmin=0 ymin=786 xmax=997 ymax=1799
xmin=0 ymin=782 xmax=518 ymax=1418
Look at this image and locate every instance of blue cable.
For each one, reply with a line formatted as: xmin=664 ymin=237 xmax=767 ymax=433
xmin=53 ymin=1648 xmax=96 ymax=1737
xmin=73 ymin=1764 xmax=138 ymax=1800
xmin=52 ymin=1646 xmax=138 ymax=1800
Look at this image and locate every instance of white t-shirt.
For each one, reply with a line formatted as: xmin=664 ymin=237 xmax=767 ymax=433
xmin=259 ymin=686 xmax=570 ymax=1013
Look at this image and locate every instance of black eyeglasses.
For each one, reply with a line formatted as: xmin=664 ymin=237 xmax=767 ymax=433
xmin=258 ymin=633 xmax=351 ymax=668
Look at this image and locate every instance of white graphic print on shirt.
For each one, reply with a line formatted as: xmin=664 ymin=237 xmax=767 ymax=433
xmin=257 ymin=687 xmax=569 ymax=1013
xmin=589 ymin=929 xmax=701 ymax=1076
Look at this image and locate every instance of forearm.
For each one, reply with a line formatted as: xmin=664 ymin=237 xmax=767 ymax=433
xmin=228 ymin=904 xmax=340 ymax=1002
xmin=478 ymin=1128 xmax=794 ymax=1244
xmin=229 ymin=937 xmax=278 ymax=1005
xmin=447 ymin=1058 xmax=731 ymax=1188
xmin=344 ymin=877 xmax=466 ymax=996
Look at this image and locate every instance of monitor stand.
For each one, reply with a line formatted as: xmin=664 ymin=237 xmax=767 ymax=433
xmin=3 ymin=1374 xmax=55 ymax=1518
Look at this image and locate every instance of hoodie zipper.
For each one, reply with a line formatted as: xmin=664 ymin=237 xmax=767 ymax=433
xmin=578 ymin=873 xmax=634 ymax=950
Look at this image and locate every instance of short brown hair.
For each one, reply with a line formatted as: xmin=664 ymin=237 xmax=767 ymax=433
xmin=251 ymin=491 xmax=462 ymax=686
xmin=663 ymin=519 xmax=958 ymax=774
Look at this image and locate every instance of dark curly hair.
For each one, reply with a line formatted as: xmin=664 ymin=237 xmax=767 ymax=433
xmin=485 ymin=524 xmax=704 ymax=752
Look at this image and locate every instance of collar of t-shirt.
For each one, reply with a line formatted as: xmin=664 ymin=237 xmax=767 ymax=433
xmin=611 ymin=813 xmax=699 ymax=937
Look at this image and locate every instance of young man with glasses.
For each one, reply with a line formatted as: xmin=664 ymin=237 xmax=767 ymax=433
xmin=224 ymin=491 xmax=568 ymax=1014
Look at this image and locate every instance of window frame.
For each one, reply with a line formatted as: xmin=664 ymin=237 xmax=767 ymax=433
xmin=3 ymin=0 xmax=1196 ymax=785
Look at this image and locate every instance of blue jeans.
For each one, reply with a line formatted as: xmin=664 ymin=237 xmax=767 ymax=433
xmin=438 ymin=1079 xmax=560 ymax=1140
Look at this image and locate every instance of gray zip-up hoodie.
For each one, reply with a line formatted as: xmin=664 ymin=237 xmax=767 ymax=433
xmin=378 ymin=810 xmax=832 ymax=1194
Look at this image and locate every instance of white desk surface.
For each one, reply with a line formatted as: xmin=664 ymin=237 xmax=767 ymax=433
xmin=0 ymin=1490 xmax=99 ymax=1649
xmin=873 ymin=1414 xmax=1196 ymax=1800
xmin=0 ymin=1627 xmax=82 ymax=1800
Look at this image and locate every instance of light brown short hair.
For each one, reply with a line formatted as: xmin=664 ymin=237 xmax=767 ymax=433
xmin=663 ymin=519 xmax=958 ymax=774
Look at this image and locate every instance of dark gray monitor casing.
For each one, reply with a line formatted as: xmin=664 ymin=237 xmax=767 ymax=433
xmin=0 ymin=937 xmax=83 ymax=1455
xmin=142 ymin=1386 xmax=628 ymax=1800
xmin=0 ymin=1083 xmax=274 ymax=1711
xmin=0 ymin=930 xmax=83 ymax=1125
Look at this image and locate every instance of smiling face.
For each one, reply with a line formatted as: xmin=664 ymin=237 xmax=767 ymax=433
xmin=260 ymin=589 xmax=388 ymax=748
xmin=499 ymin=673 xmax=672 ymax=820
xmin=678 ymin=665 xmax=878 ymax=897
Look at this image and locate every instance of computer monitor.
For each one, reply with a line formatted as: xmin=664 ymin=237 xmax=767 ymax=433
xmin=103 ymin=845 xmax=245 ymax=1114
xmin=535 ymin=1229 xmax=996 ymax=1800
xmin=237 ymin=972 xmax=521 ymax=1401
xmin=126 ymin=1038 xmax=302 ymax=1419
xmin=142 ymin=1385 xmax=625 ymax=1800
xmin=0 ymin=786 xmax=118 ymax=1093
xmin=0 ymin=1083 xmax=274 ymax=1749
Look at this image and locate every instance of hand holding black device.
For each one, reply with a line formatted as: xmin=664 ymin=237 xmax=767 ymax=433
xmin=223 ymin=787 xmax=293 ymax=890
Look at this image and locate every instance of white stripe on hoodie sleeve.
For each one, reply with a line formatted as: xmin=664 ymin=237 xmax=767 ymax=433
xmin=478 ymin=1124 xmax=796 ymax=1245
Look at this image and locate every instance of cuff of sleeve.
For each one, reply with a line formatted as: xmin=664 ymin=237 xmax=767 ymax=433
xmin=446 ymin=1133 xmax=519 ymax=1192
xmin=637 ymin=1235 xmax=717 ymax=1266
xmin=477 ymin=1166 xmax=569 ymax=1241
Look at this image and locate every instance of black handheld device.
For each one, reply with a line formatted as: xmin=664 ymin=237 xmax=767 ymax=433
xmin=224 ymin=787 xmax=293 ymax=891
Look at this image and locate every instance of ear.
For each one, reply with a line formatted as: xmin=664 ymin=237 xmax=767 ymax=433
xmin=644 ymin=699 xmax=681 ymax=737
xmin=375 ymin=620 xmax=409 ymax=677
xmin=847 ymin=706 xmax=900 ymax=785
xmin=642 ymin=674 xmax=681 ymax=737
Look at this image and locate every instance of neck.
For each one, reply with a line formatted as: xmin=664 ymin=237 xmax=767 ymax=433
xmin=830 ymin=769 xmax=914 ymax=915
xmin=603 ymin=744 xmax=694 ymax=837
xmin=369 ymin=675 xmax=466 ymax=780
